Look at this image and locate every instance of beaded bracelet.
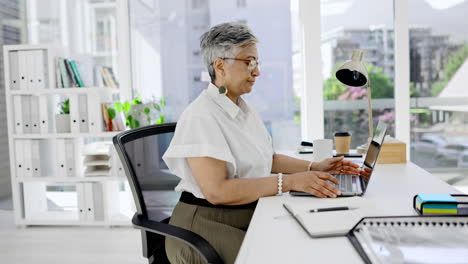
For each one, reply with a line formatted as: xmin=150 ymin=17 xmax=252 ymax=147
xmin=277 ymin=173 xmax=283 ymax=195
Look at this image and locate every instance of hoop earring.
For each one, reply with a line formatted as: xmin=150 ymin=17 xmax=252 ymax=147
xmin=218 ymin=86 xmax=228 ymax=95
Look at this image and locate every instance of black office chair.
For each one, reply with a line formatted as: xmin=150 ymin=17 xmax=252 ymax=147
xmin=113 ymin=123 xmax=223 ymax=264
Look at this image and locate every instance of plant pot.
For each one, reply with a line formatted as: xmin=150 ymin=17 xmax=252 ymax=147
xmin=55 ymin=114 xmax=71 ymax=133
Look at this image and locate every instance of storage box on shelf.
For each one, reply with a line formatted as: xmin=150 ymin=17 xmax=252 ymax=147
xmin=83 ymin=142 xmax=112 ymax=177
xmin=4 ymin=44 xmax=132 ymax=226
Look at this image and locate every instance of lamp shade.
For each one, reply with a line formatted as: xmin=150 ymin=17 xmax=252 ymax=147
xmin=335 ymin=50 xmax=368 ymax=87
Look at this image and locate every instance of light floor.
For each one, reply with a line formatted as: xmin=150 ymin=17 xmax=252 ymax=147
xmin=0 ymin=210 xmax=147 ymax=264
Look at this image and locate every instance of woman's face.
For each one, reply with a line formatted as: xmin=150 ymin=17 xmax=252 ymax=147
xmin=222 ymin=44 xmax=260 ymax=96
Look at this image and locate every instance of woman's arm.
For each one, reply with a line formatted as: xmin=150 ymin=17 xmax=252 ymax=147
xmin=272 ymin=154 xmax=361 ymax=175
xmin=271 ymin=153 xmax=313 ymax=174
xmin=187 ymin=157 xmax=340 ymax=205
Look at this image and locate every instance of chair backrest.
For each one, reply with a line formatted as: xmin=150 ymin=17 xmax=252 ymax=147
xmin=113 ymin=122 xmax=178 ymax=218
xmin=113 ymin=122 xmax=224 ymax=264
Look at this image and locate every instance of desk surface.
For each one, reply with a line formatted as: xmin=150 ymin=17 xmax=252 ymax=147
xmin=235 ymin=162 xmax=459 ymax=264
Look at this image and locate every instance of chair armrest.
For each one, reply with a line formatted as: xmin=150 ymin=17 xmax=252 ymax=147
xmin=132 ymin=213 xmax=224 ymax=264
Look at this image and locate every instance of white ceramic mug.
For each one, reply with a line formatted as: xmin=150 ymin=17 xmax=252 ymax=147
xmin=312 ymin=139 xmax=333 ymax=162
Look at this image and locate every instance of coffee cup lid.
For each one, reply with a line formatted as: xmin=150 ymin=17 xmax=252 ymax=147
xmin=334 ymin=131 xmax=351 ymax=137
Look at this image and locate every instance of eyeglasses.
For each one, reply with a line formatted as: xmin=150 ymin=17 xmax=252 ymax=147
xmin=221 ymin=57 xmax=260 ymax=72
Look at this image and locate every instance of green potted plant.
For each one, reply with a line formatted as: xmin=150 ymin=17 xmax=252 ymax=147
xmin=56 ymin=98 xmax=71 ymax=133
xmin=114 ymin=94 xmax=166 ymax=129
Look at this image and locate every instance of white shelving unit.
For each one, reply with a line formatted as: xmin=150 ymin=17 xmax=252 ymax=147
xmin=3 ymin=44 xmax=134 ymax=227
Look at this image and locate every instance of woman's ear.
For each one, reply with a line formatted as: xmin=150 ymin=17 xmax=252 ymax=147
xmin=213 ymin=58 xmax=225 ymax=77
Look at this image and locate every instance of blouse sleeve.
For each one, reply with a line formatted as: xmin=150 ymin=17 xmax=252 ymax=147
xmin=162 ymin=114 xmax=236 ymax=178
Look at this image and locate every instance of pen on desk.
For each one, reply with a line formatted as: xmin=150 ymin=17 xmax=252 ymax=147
xmin=309 ymin=206 xmax=359 ymax=213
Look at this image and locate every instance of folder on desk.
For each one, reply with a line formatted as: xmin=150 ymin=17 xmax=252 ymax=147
xmin=283 ymin=201 xmax=363 ymax=238
xmin=347 ymin=215 xmax=468 ymax=264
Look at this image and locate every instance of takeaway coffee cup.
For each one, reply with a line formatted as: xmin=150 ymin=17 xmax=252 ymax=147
xmin=334 ymin=131 xmax=351 ymax=154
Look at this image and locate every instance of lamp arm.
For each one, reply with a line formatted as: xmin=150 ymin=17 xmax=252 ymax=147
xmin=367 ymin=77 xmax=374 ymax=138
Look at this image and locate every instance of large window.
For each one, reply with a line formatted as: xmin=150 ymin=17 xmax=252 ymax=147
xmin=129 ymin=0 xmax=301 ymax=151
xmin=409 ymin=0 xmax=468 ymax=191
xmin=320 ymin=0 xmax=395 ymax=148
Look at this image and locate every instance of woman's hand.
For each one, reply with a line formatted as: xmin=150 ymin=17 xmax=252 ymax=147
xmin=287 ymin=171 xmax=341 ymax=198
xmin=360 ymin=167 xmax=372 ymax=180
xmin=313 ymin=156 xmax=360 ymax=175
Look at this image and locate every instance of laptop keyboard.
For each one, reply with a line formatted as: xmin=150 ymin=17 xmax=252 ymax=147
xmin=332 ymin=174 xmax=354 ymax=192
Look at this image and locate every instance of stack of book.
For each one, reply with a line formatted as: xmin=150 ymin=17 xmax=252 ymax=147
xmin=83 ymin=142 xmax=112 ymax=177
xmin=55 ymin=57 xmax=86 ymax=88
xmin=415 ymin=194 xmax=458 ymax=214
xmin=55 ymin=57 xmax=119 ymax=89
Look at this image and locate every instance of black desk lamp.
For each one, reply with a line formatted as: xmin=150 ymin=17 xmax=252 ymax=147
xmin=335 ymin=50 xmax=373 ymax=153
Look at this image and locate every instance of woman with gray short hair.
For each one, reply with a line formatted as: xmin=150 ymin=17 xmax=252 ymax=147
xmin=163 ymin=22 xmax=362 ymax=263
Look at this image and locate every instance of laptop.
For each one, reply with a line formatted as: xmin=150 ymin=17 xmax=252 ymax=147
xmin=290 ymin=121 xmax=388 ymax=197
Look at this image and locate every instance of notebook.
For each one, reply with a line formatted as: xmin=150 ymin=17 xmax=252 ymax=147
xmin=347 ymin=216 xmax=468 ymax=264
xmin=283 ymin=197 xmax=373 ymax=238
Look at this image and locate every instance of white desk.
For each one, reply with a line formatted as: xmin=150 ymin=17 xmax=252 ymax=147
xmin=235 ymin=162 xmax=459 ymax=264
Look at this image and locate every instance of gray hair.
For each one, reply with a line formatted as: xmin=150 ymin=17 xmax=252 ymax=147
xmin=200 ymin=22 xmax=258 ymax=81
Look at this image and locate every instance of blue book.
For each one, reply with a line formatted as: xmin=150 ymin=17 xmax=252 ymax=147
xmin=417 ymin=194 xmax=456 ymax=204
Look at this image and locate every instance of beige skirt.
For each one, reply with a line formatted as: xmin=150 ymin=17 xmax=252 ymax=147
xmin=165 ymin=201 xmax=255 ymax=264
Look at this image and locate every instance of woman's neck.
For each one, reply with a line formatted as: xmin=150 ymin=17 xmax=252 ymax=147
xmin=213 ymin=82 xmax=239 ymax=105
xmin=226 ymin=93 xmax=239 ymax=105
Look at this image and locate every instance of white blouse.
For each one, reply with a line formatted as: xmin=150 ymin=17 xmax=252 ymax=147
xmin=163 ymin=83 xmax=274 ymax=199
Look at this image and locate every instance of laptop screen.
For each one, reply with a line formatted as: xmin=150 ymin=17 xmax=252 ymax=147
xmin=360 ymin=121 xmax=387 ymax=192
